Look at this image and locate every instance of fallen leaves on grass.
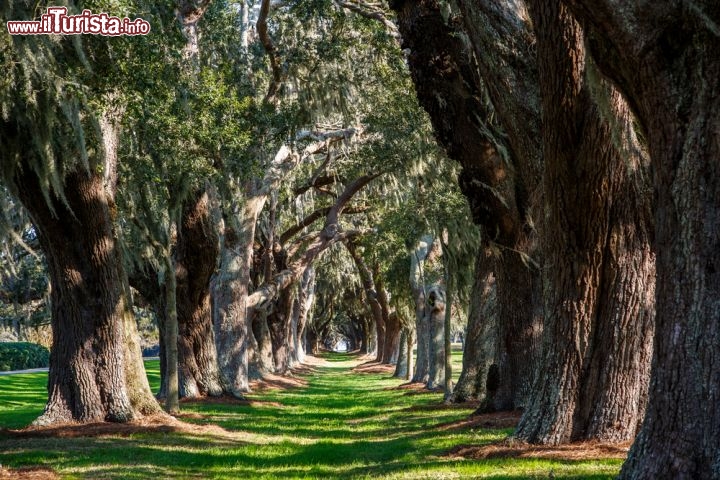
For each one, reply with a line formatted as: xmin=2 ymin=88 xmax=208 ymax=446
xmin=0 ymin=466 xmax=58 ymax=479
xmin=435 ymin=410 xmax=520 ymax=431
xmin=1 ymin=414 xmax=242 ymax=442
xmin=446 ymin=438 xmax=631 ymax=461
xmin=405 ymin=401 xmax=481 ymax=413
xmin=352 ymin=362 xmax=396 ymax=374
xmin=249 ymin=373 xmax=308 ymax=392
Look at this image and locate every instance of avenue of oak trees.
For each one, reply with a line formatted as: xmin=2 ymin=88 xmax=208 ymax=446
xmin=1 ymin=0 xmax=718 ymax=478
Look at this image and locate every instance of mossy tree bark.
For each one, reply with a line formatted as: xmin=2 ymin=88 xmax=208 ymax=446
xmin=174 ymin=191 xmax=224 ymax=398
xmin=213 ymin=194 xmax=266 ymax=395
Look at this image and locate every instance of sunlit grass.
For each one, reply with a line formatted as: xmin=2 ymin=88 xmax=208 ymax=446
xmin=0 ymin=354 xmax=622 ymax=479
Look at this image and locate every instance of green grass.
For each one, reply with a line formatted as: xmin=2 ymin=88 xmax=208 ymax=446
xmin=0 ymin=354 xmax=622 ymax=479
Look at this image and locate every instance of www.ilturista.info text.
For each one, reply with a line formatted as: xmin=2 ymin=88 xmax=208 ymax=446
xmin=7 ymin=7 xmax=150 ymax=36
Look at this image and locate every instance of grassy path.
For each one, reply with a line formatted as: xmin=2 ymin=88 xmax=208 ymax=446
xmin=0 ymin=353 xmax=621 ymax=479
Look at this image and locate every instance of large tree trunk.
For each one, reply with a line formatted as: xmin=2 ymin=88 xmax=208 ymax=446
xmin=174 ymin=191 xmax=224 ymax=398
xmin=162 ymin=253 xmax=180 ymax=413
xmin=119 ymin=254 xmax=163 ymax=416
xmin=452 ymin=246 xmax=496 ymax=403
xmin=487 ymin=250 xmax=541 ymax=411
xmin=564 ymin=2 xmax=720 ymax=476
xmin=267 ymin=284 xmax=295 ymax=374
xmin=412 ymin=292 xmax=429 ymax=384
xmin=392 ymin=0 xmax=543 ymax=398
xmin=409 ymin=236 xmax=433 ymax=383
xmin=347 ymin=242 xmax=386 ymax=362
xmin=16 ymin=168 xmax=154 ymax=425
xmin=515 ymin=0 xmax=654 ymax=444
xmin=382 ymin=313 xmax=401 ymax=365
xmin=393 ymin=329 xmax=409 ymax=378
xmin=213 ymin=195 xmax=265 ymax=396
xmin=250 ymin=311 xmax=275 ymax=376
xmin=391 ymin=0 xmax=526 ymax=247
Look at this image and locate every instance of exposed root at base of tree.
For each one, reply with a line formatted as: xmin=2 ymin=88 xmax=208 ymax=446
xmin=0 ymin=466 xmax=59 ymax=479
xmin=435 ymin=410 xmax=520 ymax=430
xmin=180 ymin=395 xmax=284 ymax=408
xmin=352 ymin=362 xmax=396 ymax=374
xmin=405 ymin=401 xmax=481 ymax=414
xmin=386 ymin=382 xmax=426 ymax=391
xmin=382 ymin=382 xmax=444 ymax=395
xmin=445 ymin=438 xmax=631 ymax=461
xmin=0 ymin=413 xmax=242 ymax=442
xmin=249 ymin=372 xmax=309 ymax=392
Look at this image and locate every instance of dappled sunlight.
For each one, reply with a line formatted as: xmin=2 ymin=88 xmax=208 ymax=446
xmin=0 ymin=357 xmax=623 ymax=478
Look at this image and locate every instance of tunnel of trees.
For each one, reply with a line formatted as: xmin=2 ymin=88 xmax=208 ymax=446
xmin=0 ymin=0 xmax=718 ymax=478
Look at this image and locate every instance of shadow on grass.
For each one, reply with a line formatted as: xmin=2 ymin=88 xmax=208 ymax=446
xmin=0 ymin=359 xmax=622 ymax=479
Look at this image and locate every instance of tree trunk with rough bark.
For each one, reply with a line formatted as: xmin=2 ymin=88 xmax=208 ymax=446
xmin=15 ymin=168 xmax=154 ymax=425
xmin=405 ymin=328 xmax=414 ymax=381
xmin=250 ymin=311 xmax=275 ymax=375
xmin=347 ymin=243 xmax=386 ymax=362
xmin=564 ymin=2 xmax=720 ymax=477
xmin=213 ymin=195 xmax=265 ymax=396
xmin=163 ymin=253 xmax=180 ymax=413
xmin=452 ymin=246 xmax=496 ymax=403
xmin=515 ymin=0 xmax=655 ymax=445
xmin=118 ymin=253 xmax=163 ymax=416
xmin=267 ymin=284 xmax=295 ymax=374
xmin=294 ymin=267 xmax=315 ymax=364
xmin=443 ymin=273 xmax=453 ymax=399
xmin=174 ymin=191 xmax=224 ymax=398
xmin=392 ymin=0 xmax=542 ymax=400
xmin=488 ymin=250 xmax=541 ymax=412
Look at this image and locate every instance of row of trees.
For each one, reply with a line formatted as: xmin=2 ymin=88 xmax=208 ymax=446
xmin=389 ymin=0 xmax=719 ymax=478
xmin=0 ymin=0 xmax=474 ymax=420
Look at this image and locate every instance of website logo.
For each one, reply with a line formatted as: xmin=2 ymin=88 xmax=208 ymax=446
xmin=7 ymin=7 xmax=150 ymax=36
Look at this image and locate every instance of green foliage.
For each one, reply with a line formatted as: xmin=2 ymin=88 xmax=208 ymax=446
xmin=0 ymin=342 xmax=49 ymax=371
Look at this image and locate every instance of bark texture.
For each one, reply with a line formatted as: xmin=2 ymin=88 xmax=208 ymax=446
xmin=393 ymin=329 xmax=410 ymax=378
xmin=267 ymin=283 xmax=295 ymax=374
xmin=376 ymin=267 xmax=400 ymax=364
xmin=213 ymin=196 xmax=265 ymax=396
xmin=347 ymin=242 xmax=386 ymax=362
xmin=174 ymin=191 xmax=224 ymax=398
xmin=425 ymin=286 xmax=446 ymax=390
xmin=392 ymin=0 xmax=542 ymax=404
xmin=489 ymin=249 xmax=540 ymax=411
xmin=515 ymin=0 xmax=655 ymax=444
xmin=452 ymin=248 xmax=496 ymax=403
xmin=563 ymin=2 xmax=720 ymax=477
xmin=292 ymin=267 xmax=315 ymax=364
xmin=16 ymin=168 xmax=140 ymax=424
